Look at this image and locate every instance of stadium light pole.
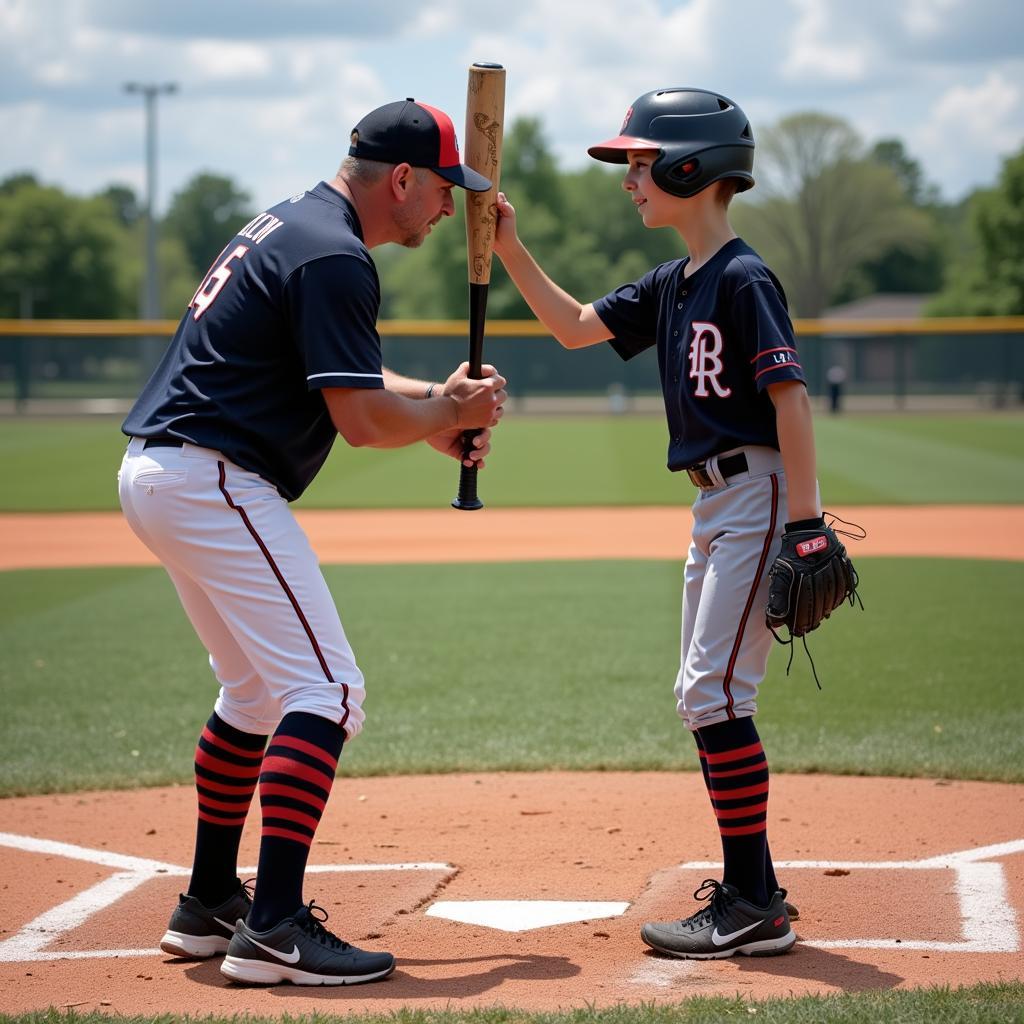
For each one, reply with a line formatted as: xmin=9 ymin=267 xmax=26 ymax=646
xmin=124 ymin=81 xmax=177 ymax=373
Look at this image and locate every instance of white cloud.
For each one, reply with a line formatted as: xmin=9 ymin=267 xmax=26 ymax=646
xmin=37 ymin=61 xmax=80 ymax=86
xmin=0 ymin=0 xmax=43 ymax=34
xmin=930 ymin=73 xmax=1020 ymax=131
xmin=913 ymin=70 xmax=1023 ymax=196
xmin=465 ymin=0 xmax=719 ymax=170
xmin=902 ymin=0 xmax=962 ymax=38
xmin=783 ymin=0 xmax=870 ymax=82
xmin=184 ymin=41 xmax=273 ymax=80
xmin=84 ymin=0 xmax=421 ymax=39
xmin=408 ymin=3 xmax=465 ymax=35
xmin=0 ymin=100 xmax=142 ymax=193
xmin=0 ymin=0 xmax=1021 ymax=207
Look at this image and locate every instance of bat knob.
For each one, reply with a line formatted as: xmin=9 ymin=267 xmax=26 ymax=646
xmin=452 ymin=457 xmax=483 ymax=510
xmin=472 ymin=61 xmax=504 ymax=70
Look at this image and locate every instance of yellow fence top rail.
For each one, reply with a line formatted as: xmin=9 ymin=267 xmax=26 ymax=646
xmin=1 ymin=316 xmax=1024 ymax=338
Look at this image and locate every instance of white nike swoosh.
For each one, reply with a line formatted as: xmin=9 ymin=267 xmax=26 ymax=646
xmin=214 ymin=916 xmax=239 ymax=933
xmin=711 ymin=920 xmax=763 ymax=946
xmin=246 ymin=936 xmax=301 ymax=963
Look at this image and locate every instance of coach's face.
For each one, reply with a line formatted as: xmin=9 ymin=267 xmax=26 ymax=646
xmin=394 ymin=167 xmax=456 ymax=248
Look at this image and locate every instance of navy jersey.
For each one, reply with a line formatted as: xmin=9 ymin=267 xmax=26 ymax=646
xmin=123 ymin=182 xmax=384 ymax=501
xmin=593 ymin=238 xmax=805 ymax=471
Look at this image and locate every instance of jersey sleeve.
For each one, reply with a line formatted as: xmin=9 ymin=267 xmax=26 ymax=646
xmin=591 ymin=267 xmax=661 ymax=361
xmin=284 ymin=254 xmax=385 ymax=391
xmin=733 ymin=279 xmax=806 ymax=391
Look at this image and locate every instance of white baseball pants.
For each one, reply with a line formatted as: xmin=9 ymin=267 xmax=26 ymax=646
xmin=118 ymin=438 xmax=365 ymax=738
xmin=675 ymin=445 xmax=806 ymax=730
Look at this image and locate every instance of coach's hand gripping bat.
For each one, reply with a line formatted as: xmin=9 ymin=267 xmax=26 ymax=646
xmin=452 ymin=61 xmax=505 ymax=511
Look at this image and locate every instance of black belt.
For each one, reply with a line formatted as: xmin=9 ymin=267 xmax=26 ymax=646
xmin=686 ymin=452 xmax=747 ymax=489
xmin=142 ymin=437 xmax=185 ymax=449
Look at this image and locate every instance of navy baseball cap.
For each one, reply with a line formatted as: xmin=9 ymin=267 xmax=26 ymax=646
xmin=348 ymin=98 xmax=491 ymax=192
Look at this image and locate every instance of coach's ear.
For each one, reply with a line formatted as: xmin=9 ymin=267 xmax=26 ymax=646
xmin=390 ymin=163 xmax=414 ymax=202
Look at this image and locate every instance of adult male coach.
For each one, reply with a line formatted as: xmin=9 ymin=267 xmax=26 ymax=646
xmin=118 ymin=98 xmax=507 ymax=987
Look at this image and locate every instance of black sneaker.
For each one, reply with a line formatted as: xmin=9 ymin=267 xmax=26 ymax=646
xmin=220 ymin=901 xmax=395 ymax=986
xmin=779 ymin=887 xmax=800 ymax=921
xmin=641 ymin=879 xmax=795 ymax=959
xmin=160 ymin=879 xmax=254 ymax=959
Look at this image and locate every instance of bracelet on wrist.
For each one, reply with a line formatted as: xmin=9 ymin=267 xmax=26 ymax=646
xmin=425 ymin=382 xmax=438 ymax=399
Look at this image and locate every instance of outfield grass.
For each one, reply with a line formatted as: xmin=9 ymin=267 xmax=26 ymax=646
xmin=0 ymin=412 xmax=1022 ymax=511
xmin=2 ymin=557 xmax=1021 ymax=797
xmin=3 ymin=981 xmax=1024 ymax=1023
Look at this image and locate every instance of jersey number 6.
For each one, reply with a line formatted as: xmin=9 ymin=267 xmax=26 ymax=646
xmin=189 ymin=244 xmax=250 ymax=321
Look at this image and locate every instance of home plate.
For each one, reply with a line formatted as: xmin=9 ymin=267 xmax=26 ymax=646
xmin=426 ymin=900 xmax=630 ymax=932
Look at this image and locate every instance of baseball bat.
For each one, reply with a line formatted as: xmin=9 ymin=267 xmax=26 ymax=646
xmin=452 ymin=61 xmax=505 ymax=511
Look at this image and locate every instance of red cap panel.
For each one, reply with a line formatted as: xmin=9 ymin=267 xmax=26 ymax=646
xmin=415 ymin=101 xmax=460 ymax=168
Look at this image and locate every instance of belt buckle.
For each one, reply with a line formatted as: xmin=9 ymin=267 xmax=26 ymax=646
xmin=686 ymin=463 xmax=714 ymax=489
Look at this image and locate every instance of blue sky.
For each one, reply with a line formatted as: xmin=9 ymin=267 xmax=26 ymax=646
xmin=1 ymin=0 xmax=1022 ymax=213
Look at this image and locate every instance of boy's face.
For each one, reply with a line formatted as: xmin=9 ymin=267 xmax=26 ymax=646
xmin=622 ymin=149 xmax=674 ymax=227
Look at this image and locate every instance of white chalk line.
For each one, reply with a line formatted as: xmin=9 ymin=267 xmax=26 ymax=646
xmin=627 ymin=956 xmax=701 ymax=988
xmin=670 ymin=838 xmax=1023 ymax=956
xmin=680 ymin=837 xmax=1024 ymax=872
xmin=2 ymin=832 xmax=1021 ymax=963
xmin=631 ymin=841 xmax=1023 ymax=988
xmin=0 ymin=831 xmax=453 ymax=963
xmin=0 ymin=831 xmax=183 ymax=874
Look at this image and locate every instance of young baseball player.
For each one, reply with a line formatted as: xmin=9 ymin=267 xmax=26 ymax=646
xmin=119 ymin=98 xmax=507 ymax=986
xmin=494 ymin=88 xmax=819 ymax=959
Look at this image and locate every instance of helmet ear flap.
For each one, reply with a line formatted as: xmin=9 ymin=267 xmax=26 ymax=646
xmin=652 ymin=153 xmax=702 ymax=197
xmin=666 ymin=158 xmax=701 ymax=187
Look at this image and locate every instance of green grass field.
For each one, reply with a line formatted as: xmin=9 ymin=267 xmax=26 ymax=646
xmin=2 ymin=558 xmax=1022 ymax=795
xmin=5 ymin=983 xmax=1024 ymax=1024
xmin=1 ymin=412 xmax=1023 ymax=510
xmin=2 ymin=412 xmax=1023 ymax=1024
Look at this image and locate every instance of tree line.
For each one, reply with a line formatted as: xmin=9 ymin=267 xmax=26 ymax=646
xmin=1 ymin=111 xmax=1022 ymax=321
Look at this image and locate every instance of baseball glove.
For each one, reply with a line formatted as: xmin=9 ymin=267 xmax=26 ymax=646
xmin=765 ymin=516 xmax=859 ymax=641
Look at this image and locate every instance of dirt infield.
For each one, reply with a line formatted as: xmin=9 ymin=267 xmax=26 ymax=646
xmin=1 ymin=775 xmax=1022 ymax=1014
xmin=1 ymin=504 xmax=1022 ymax=569
xmin=1 ymin=505 xmax=1022 ymax=1013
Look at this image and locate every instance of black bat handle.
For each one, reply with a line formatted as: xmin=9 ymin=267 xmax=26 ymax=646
xmin=451 ymin=282 xmax=488 ymax=510
xmin=454 ymin=456 xmax=481 ymax=510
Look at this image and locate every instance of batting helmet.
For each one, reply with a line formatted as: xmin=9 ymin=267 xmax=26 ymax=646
xmin=588 ymin=88 xmax=754 ymax=199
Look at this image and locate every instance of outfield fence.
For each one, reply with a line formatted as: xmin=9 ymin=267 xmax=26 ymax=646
xmin=1 ymin=316 xmax=1022 ymax=413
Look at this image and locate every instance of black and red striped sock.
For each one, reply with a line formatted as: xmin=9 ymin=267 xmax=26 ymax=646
xmin=247 ymin=711 xmax=345 ymax=931
xmin=188 ymin=712 xmax=266 ymax=907
xmin=695 ymin=717 xmax=771 ymax=907
xmin=694 ymin=729 xmax=779 ymax=897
